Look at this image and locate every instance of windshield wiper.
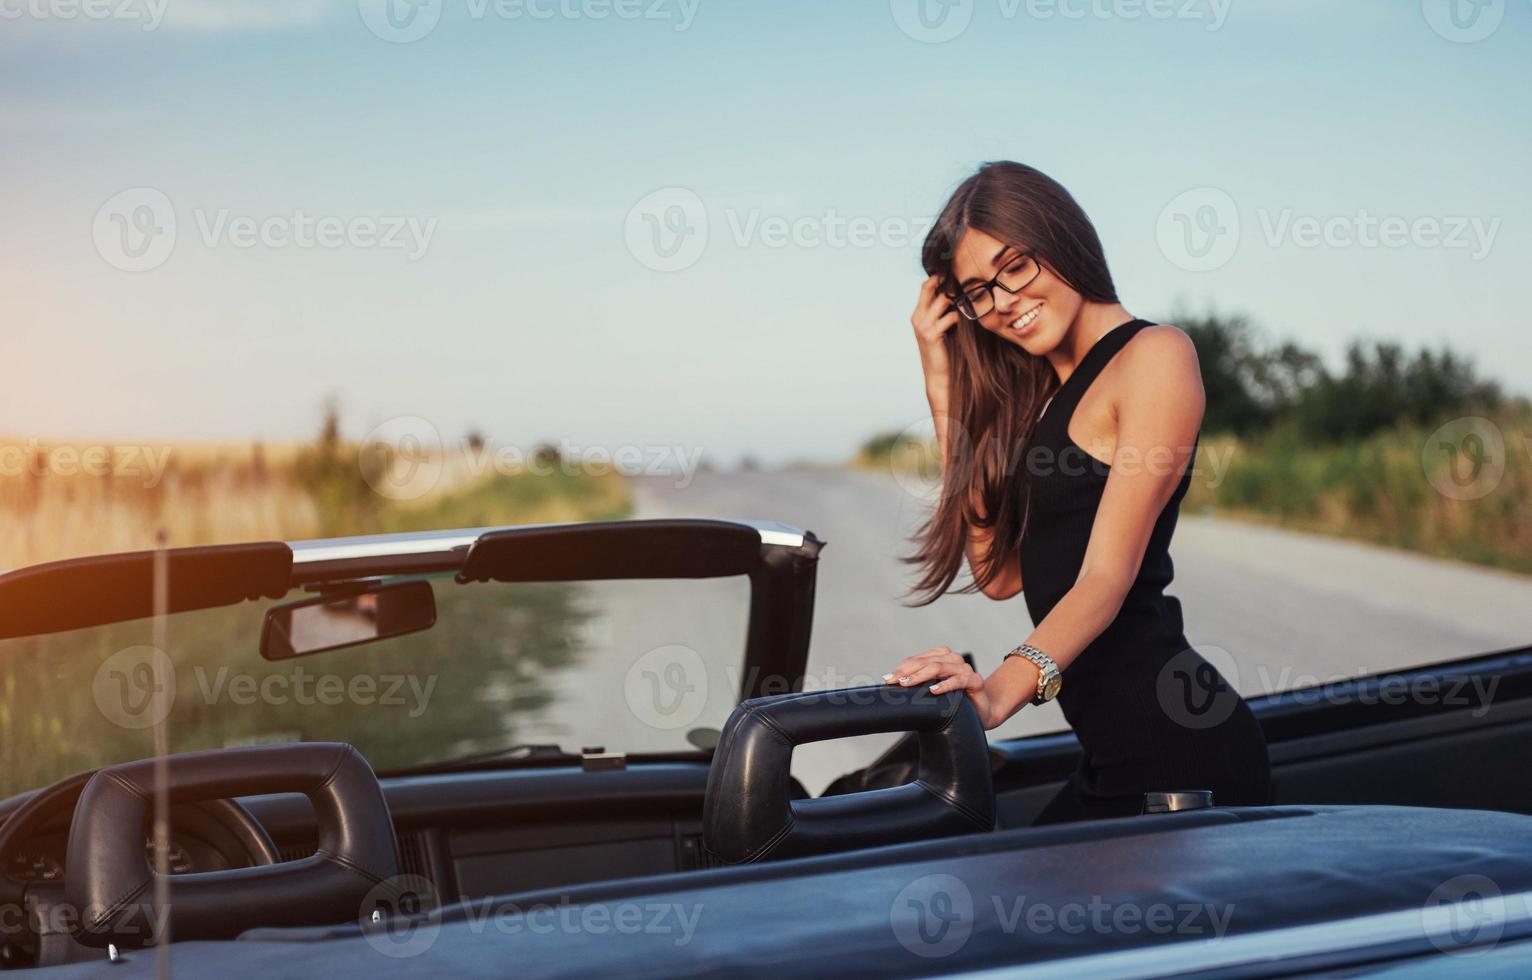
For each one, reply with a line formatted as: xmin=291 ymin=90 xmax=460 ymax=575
xmin=390 ymin=743 xmax=585 ymax=776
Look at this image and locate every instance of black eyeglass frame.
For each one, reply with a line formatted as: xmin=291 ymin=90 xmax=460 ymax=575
xmin=946 ymin=251 xmax=1042 ymax=322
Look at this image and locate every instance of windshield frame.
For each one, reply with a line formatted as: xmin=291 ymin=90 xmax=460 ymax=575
xmin=0 ymin=520 xmax=823 ymax=792
xmin=284 ymin=520 xmax=824 ymax=706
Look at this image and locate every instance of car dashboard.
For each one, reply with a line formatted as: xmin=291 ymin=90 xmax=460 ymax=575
xmin=239 ymin=762 xmax=720 ymax=901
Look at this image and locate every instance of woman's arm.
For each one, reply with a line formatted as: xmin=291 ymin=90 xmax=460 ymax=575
xmin=889 ymin=325 xmax=1205 ymax=728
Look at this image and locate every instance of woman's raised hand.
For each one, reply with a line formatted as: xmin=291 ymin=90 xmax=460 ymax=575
xmin=912 ymin=275 xmax=960 ymax=410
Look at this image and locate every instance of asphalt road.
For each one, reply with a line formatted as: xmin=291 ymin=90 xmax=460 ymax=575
xmin=624 ymin=467 xmax=1532 ymax=793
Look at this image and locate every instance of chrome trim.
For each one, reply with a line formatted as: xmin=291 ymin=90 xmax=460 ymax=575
xmin=949 ymin=888 xmax=1532 ymax=979
xmin=289 ymin=528 xmax=483 ymax=566
xmin=287 ymin=519 xmax=810 ymax=566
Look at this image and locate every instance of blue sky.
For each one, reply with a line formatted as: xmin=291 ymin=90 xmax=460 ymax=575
xmin=4 ymin=0 xmax=1529 ymax=464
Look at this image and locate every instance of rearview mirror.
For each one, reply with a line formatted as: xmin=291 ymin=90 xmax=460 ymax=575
xmin=260 ymin=580 xmax=436 ymax=662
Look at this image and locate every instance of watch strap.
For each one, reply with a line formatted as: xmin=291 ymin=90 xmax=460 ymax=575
xmin=1004 ymin=644 xmax=1061 ymax=704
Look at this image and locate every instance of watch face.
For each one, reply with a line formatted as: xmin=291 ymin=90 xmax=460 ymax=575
xmin=1042 ymin=675 xmax=1062 ymax=700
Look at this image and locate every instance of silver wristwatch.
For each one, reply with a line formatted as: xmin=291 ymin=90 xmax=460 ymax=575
xmin=1004 ymin=644 xmax=1062 ymax=705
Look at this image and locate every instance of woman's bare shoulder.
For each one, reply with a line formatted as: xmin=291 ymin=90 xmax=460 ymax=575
xmin=1120 ymin=323 xmax=1201 ymax=377
xmin=1116 ymin=323 xmax=1205 ymax=410
xmin=1126 ymin=323 xmax=1199 ymax=364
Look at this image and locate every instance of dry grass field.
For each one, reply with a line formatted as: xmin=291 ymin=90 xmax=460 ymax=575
xmin=0 ymin=436 xmax=631 ymax=571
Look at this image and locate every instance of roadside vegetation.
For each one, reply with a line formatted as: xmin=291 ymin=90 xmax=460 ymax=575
xmin=858 ymin=313 xmax=1532 ymax=574
xmin=0 ymin=403 xmax=631 ymax=571
xmin=0 ymin=406 xmax=631 ymax=794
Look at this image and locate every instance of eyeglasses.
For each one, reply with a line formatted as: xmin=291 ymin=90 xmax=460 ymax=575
xmin=948 ymin=251 xmax=1041 ymax=321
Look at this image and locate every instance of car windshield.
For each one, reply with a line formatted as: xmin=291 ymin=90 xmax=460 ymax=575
xmin=0 ymin=572 xmax=751 ymax=799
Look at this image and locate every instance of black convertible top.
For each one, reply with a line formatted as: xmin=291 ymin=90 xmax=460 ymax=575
xmin=44 ymin=804 xmax=1532 ymax=977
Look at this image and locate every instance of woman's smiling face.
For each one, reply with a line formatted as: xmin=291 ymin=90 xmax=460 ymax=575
xmin=949 ymin=228 xmax=1084 ymax=356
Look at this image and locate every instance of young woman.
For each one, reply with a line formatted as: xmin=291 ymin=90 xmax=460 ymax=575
xmin=884 ymin=161 xmax=1272 ymax=823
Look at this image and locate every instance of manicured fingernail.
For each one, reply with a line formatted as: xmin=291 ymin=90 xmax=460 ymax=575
xmin=882 ymin=674 xmax=894 ymax=682
xmin=899 ymin=675 xmax=910 ymax=683
xmin=929 ymin=685 xmax=942 ymax=693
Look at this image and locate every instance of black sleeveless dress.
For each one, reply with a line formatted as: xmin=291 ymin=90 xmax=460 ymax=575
xmin=1019 ymin=318 xmax=1272 ymax=823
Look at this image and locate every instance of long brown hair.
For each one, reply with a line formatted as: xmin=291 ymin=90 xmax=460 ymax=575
xmin=904 ymin=161 xmax=1119 ymax=605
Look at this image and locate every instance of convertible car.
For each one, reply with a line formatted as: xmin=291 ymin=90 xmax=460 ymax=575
xmin=1 ymin=518 xmax=1531 ymax=976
